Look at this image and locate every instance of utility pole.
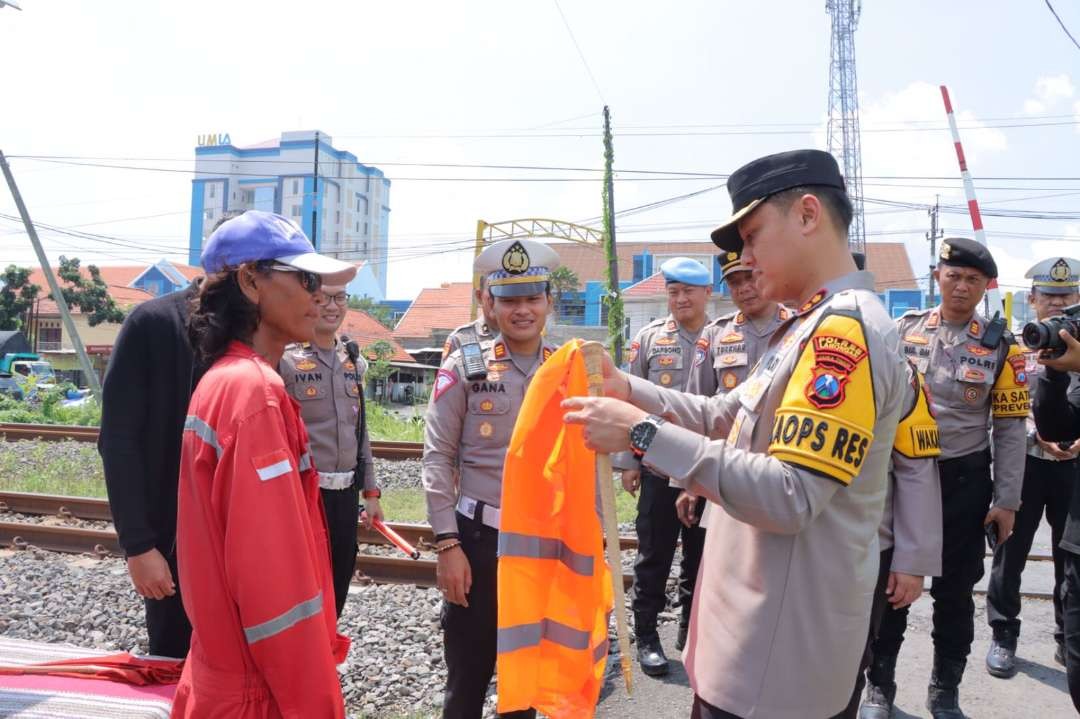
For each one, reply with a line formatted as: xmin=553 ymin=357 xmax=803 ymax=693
xmin=0 ymin=151 xmax=102 ymax=396
xmin=312 ymin=130 xmax=320 ymax=249
xmin=927 ymin=195 xmax=941 ymax=306
xmin=601 ymin=106 xmax=623 ymax=364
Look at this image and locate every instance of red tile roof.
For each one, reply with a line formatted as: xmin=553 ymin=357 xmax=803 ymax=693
xmin=338 ymin=309 xmax=414 ymax=363
xmin=623 ymin=272 xmax=667 ymax=298
xmin=551 ymin=241 xmax=917 ymax=294
xmin=392 ymin=282 xmax=474 ymax=343
xmin=27 ymin=263 xmax=187 ymax=315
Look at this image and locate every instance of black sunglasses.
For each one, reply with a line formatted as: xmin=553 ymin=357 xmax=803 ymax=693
xmin=257 ymin=262 xmax=322 ymax=294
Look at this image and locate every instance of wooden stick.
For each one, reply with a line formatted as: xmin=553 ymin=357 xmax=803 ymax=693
xmin=580 ymin=340 xmax=633 ymax=695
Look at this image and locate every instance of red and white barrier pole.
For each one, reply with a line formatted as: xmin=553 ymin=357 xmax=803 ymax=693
xmin=940 ymin=85 xmax=1003 ymax=315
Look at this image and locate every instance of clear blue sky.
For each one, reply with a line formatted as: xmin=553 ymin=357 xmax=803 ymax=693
xmin=1 ymin=0 xmax=1077 ymax=300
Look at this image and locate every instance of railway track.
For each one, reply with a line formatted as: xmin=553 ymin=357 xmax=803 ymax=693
xmin=0 ymin=422 xmax=423 ymax=460
xmin=0 ymin=491 xmax=636 ymax=590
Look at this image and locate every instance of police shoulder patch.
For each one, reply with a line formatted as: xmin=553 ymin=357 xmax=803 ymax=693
xmin=432 ymin=368 xmax=459 ymax=402
xmin=893 ymin=368 xmax=941 ymax=459
xmin=991 ymin=344 xmax=1030 ymax=418
xmin=768 ymin=312 xmax=876 ymax=486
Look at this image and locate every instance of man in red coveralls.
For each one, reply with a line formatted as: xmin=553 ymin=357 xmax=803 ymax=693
xmin=172 ymin=211 xmax=356 ymax=718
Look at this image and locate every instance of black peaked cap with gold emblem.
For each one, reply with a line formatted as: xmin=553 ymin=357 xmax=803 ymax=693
xmin=473 ymin=238 xmax=561 ymax=298
xmin=710 ymin=149 xmax=848 ymax=252
xmin=937 ymin=237 xmax=998 ymax=279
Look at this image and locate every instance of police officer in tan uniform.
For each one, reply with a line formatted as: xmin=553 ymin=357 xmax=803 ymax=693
xmin=984 ymin=257 xmax=1080 ymax=677
xmin=280 ymin=282 xmax=382 ymax=618
xmin=565 ymin=149 xmax=908 ymax=719
xmin=424 ymin=238 xmax=559 ymax=719
xmin=866 ymin=238 xmax=1028 ymax=718
xmin=622 ymin=257 xmax=715 ymax=674
xmin=689 ymin=249 xmax=790 ymax=398
xmin=442 ymin=274 xmax=497 ymax=362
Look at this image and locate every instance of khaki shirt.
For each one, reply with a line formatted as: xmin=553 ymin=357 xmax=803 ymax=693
xmin=897 ymin=307 xmax=1028 ymax=509
xmin=422 ymin=336 xmax=556 ymax=536
xmin=689 ymin=304 xmax=791 ymax=396
xmin=279 ymin=341 xmax=376 ymax=490
xmin=627 ymin=314 xmax=713 ymax=393
xmin=625 ymin=271 xmax=906 ymax=719
xmin=441 ymin=317 xmax=495 ymax=362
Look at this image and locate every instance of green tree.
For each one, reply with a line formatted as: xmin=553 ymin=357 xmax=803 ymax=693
xmin=548 ymin=265 xmax=580 ymax=319
xmin=363 ymin=339 xmax=396 ymax=404
xmin=347 ymin=295 xmax=395 ymax=329
xmin=55 ymin=257 xmax=125 ymax=326
xmin=0 ymin=265 xmax=40 ymax=332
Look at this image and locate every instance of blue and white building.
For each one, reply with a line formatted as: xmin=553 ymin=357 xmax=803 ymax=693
xmin=188 ymin=130 xmax=392 ymax=296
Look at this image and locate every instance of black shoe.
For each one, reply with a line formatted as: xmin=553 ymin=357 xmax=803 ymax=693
xmin=926 ymin=655 xmax=967 ymax=719
xmin=636 ymin=635 xmax=670 ymax=676
xmin=860 ymin=653 xmax=898 ymax=719
xmin=985 ymin=636 xmax=1017 ymax=678
xmin=675 ymin=625 xmax=689 ymax=652
xmin=1055 ymin=643 xmax=1066 ymax=667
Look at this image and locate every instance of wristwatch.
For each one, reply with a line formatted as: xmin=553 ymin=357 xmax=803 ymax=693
xmin=629 ymin=414 xmax=666 ymax=458
xmin=362 ymin=488 xmax=382 ymax=499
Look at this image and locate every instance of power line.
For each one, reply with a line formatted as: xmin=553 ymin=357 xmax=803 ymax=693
xmin=1045 ymin=0 xmax=1080 ymax=50
xmin=552 ymin=0 xmax=606 ymax=104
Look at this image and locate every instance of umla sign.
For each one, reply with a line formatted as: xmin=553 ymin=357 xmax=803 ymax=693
xmin=197 ymin=133 xmax=232 ymax=147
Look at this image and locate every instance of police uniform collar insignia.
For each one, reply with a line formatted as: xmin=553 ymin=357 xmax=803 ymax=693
xmin=926 ymin=310 xmax=940 ymax=329
xmin=797 ymin=289 xmax=828 ymax=315
xmin=542 ymin=346 xmax=553 ymax=362
xmin=967 ymin=319 xmax=982 ymax=338
xmin=493 ymin=341 xmax=507 ymax=360
xmin=502 ymin=241 xmax=531 ymax=274
xmin=778 ymin=306 xmax=790 ymax=321
xmin=734 ymin=312 xmax=745 ymax=325
xmin=665 ymin=319 xmax=677 ymax=332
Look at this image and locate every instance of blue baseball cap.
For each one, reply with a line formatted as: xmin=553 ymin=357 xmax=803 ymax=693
xmin=660 ymin=257 xmax=711 ymax=286
xmin=200 ymin=211 xmax=357 ymax=284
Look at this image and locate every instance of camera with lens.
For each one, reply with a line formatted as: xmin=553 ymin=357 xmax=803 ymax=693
xmin=1022 ymin=303 xmax=1080 ymax=357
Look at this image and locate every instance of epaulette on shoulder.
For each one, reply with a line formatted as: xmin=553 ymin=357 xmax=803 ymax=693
xmin=900 ymin=307 xmax=930 ymax=318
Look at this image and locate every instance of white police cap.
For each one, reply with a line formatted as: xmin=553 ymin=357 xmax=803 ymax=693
xmin=1025 ymin=257 xmax=1080 ymax=294
xmin=473 ymin=238 xmax=561 ymax=297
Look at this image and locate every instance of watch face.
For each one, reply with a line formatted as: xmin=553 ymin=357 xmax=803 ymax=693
xmin=631 ymin=420 xmax=658 ymax=453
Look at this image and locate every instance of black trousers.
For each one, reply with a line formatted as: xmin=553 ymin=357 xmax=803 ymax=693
xmin=875 ymin=450 xmax=993 ymax=662
xmin=987 ymin=455 xmax=1075 ymax=645
xmin=632 ymin=469 xmax=706 ymax=633
xmin=321 ymin=483 xmax=361 ymax=618
xmin=144 ymin=547 xmax=192 ymax=658
xmin=1062 ymin=551 xmax=1080 ymax=712
xmin=441 ymin=511 xmax=535 ymax=719
xmin=843 ymin=548 xmax=894 ymax=719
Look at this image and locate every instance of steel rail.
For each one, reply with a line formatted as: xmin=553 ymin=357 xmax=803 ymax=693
xmin=0 ymin=423 xmax=423 ymax=459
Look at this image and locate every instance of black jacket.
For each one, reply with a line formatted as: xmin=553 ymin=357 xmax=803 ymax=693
xmin=98 ymin=285 xmax=201 ymax=557
xmin=1033 ymin=367 xmax=1080 ymax=554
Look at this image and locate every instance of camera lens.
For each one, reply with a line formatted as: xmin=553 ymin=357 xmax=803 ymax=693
xmin=1022 ymin=320 xmax=1052 ymax=349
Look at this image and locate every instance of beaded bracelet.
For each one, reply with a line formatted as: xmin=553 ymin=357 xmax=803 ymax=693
xmin=434 ymin=541 xmax=462 ymax=554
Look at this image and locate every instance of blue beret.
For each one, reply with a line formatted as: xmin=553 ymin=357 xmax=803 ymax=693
xmin=660 ymin=257 xmax=711 ymax=286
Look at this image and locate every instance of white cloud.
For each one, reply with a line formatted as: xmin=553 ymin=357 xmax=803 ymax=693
xmin=1025 ymin=99 xmax=1046 ymax=115
xmin=1023 ymin=74 xmax=1075 ymax=114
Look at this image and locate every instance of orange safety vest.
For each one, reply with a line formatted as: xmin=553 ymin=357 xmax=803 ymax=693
xmin=496 ymin=340 xmax=613 ymax=718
